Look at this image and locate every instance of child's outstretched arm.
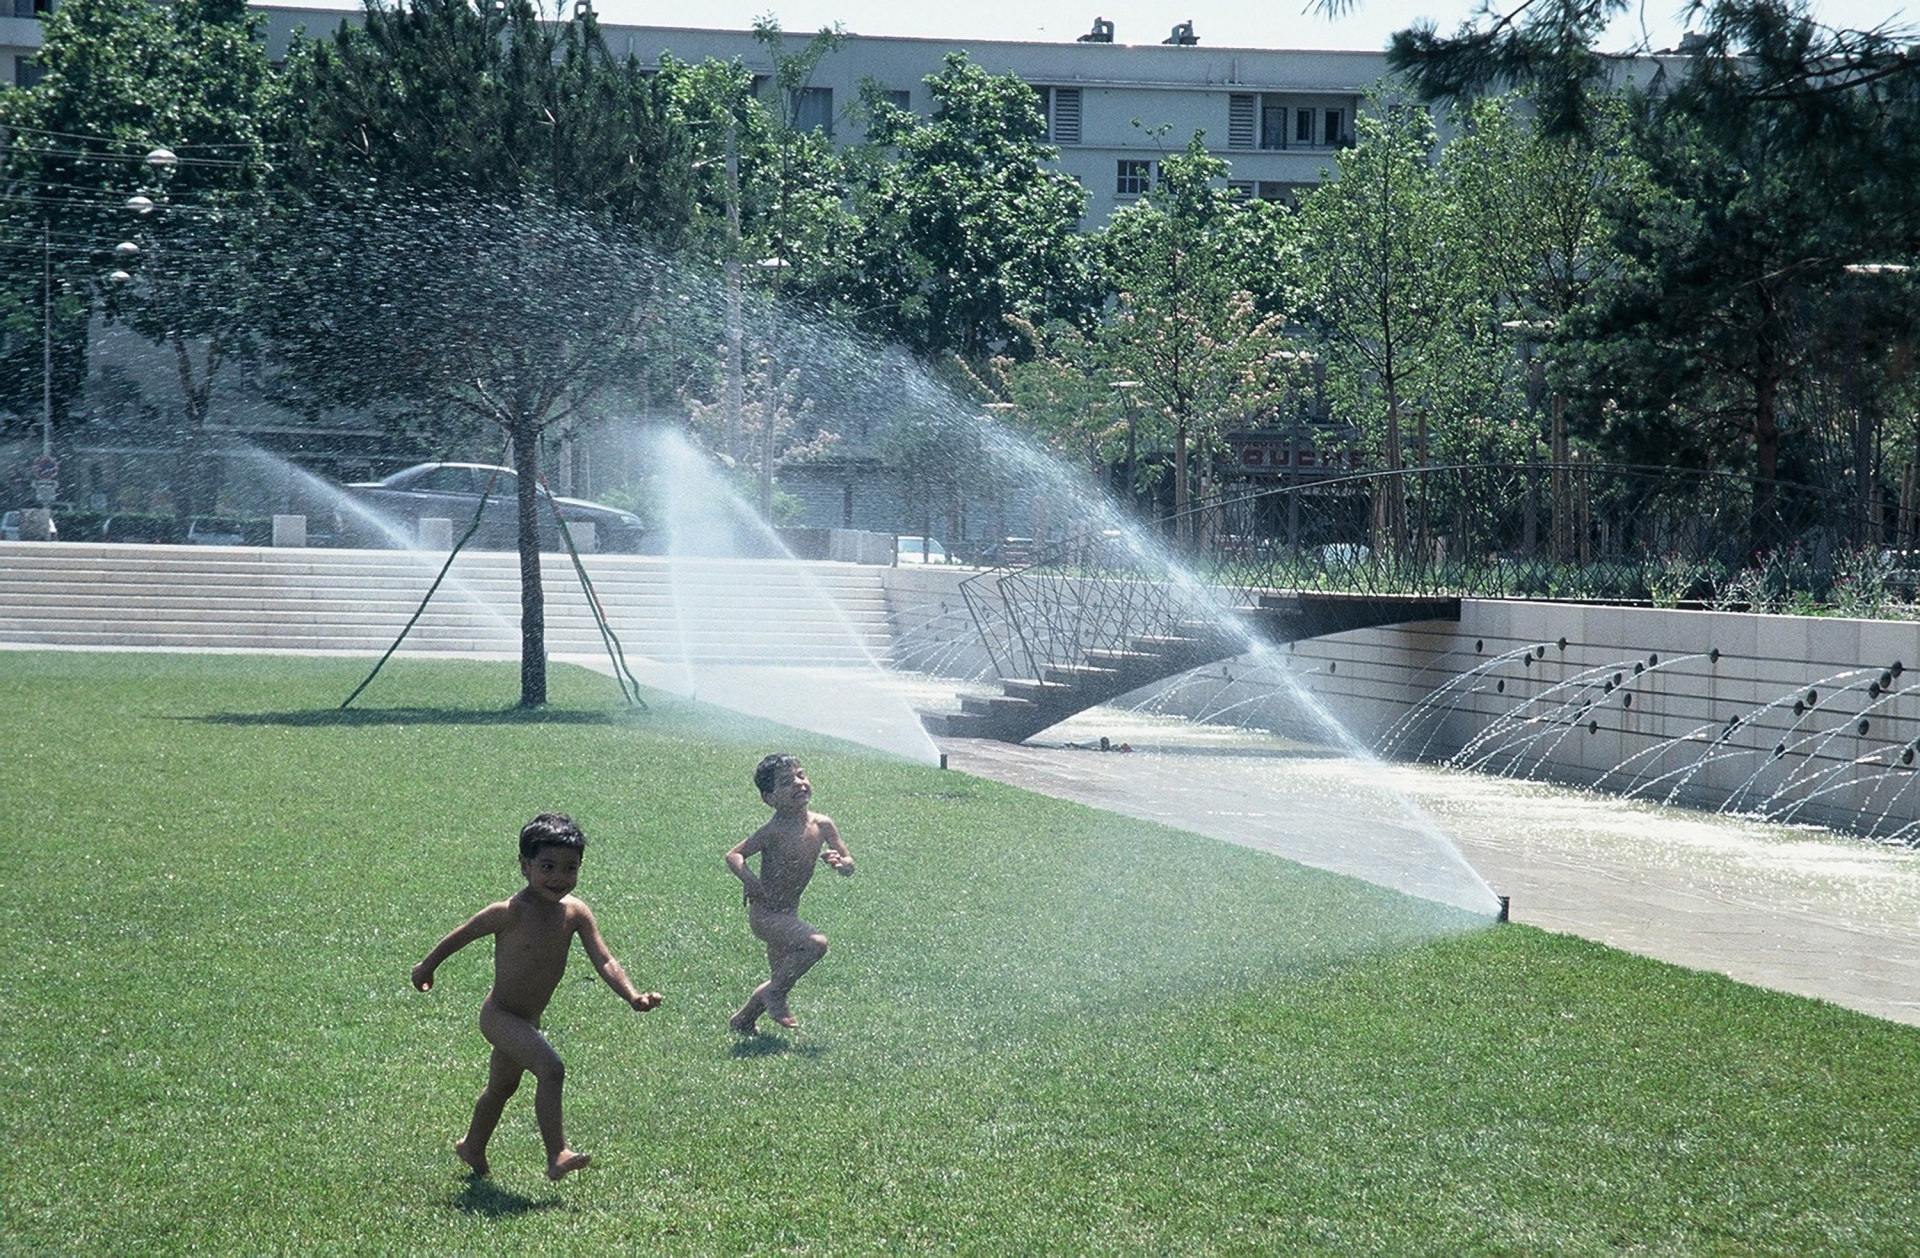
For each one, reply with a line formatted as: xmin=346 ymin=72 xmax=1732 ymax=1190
xmin=818 ymin=817 xmax=855 ymax=876
xmin=576 ymin=903 xmax=662 ymax=1011
xmin=411 ymin=901 xmax=512 ymax=992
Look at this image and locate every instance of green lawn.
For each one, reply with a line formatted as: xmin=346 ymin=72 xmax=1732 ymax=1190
xmin=3 ymin=651 xmax=1918 ymax=1254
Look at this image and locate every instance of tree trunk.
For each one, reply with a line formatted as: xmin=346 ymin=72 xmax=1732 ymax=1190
xmin=171 ymin=331 xmax=224 ymax=519
xmin=1753 ymin=361 xmax=1781 ymax=556
xmin=513 ymin=421 xmax=547 ymax=708
xmin=1173 ymin=414 xmax=1190 ymax=550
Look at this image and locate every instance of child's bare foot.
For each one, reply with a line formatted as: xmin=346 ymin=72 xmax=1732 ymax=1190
xmin=729 ymin=1007 xmax=761 ymax=1035
xmin=547 ymin=1150 xmax=591 ymax=1181
xmin=766 ymin=998 xmax=799 ymax=1029
xmin=455 ymin=1138 xmax=489 ymax=1177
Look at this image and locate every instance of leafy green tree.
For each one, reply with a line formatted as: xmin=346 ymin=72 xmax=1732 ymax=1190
xmin=271 ymin=0 xmax=697 ymax=707
xmin=1432 ymin=91 xmax=1658 ymax=558
xmin=1286 ymin=107 xmax=1485 ymax=552
xmin=976 ymin=317 xmax=1128 ymax=485
xmin=844 ymin=53 xmax=1096 ymax=361
xmin=0 ymin=0 xmax=274 ymax=512
xmin=645 ymin=25 xmax=854 ymax=507
xmin=1561 ymin=3 xmax=1920 ymax=530
xmin=278 ymin=0 xmax=689 ymax=234
xmin=262 ymin=201 xmax=659 ymax=706
xmin=1380 ymin=0 xmax=1920 ymax=135
xmin=1100 ymin=138 xmax=1301 ymax=549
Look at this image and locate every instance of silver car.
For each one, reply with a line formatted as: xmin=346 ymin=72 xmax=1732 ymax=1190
xmin=335 ymin=463 xmax=646 ymax=553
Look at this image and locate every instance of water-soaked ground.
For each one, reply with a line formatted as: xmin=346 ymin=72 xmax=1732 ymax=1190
xmin=924 ymin=697 xmax=1920 ymax=1028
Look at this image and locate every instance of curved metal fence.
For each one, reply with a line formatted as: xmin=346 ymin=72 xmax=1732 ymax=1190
xmin=959 ymin=461 xmax=1907 ymax=683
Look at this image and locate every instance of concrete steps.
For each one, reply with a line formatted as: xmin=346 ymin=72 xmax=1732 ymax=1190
xmin=0 ymin=542 xmax=894 ymax=665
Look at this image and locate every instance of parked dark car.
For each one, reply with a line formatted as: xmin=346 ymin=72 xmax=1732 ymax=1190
xmin=334 ymin=463 xmax=647 ymax=553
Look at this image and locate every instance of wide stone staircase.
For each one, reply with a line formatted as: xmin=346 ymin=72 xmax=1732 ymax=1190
xmin=926 ymin=591 xmax=1461 ymax=743
xmin=0 ymin=542 xmax=895 ymax=665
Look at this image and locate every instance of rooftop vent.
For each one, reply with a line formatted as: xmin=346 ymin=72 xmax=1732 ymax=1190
xmin=1164 ymin=20 xmax=1198 ymax=45
xmin=1077 ymin=16 xmax=1115 ymax=42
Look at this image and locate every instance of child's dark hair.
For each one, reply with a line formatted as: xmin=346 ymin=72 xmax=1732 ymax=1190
xmin=754 ymin=753 xmax=802 ymax=797
xmin=519 ymin=813 xmax=586 ymax=859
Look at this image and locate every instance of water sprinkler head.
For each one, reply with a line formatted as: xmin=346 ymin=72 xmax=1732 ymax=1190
xmin=1496 ymin=895 xmax=1511 ymax=923
xmin=939 ymin=752 xmax=948 ymax=770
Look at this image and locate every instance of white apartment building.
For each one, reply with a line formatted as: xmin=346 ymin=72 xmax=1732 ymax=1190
xmin=573 ymin=18 xmax=1393 ymax=220
xmin=7 ymin=3 xmax=1405 ymax=221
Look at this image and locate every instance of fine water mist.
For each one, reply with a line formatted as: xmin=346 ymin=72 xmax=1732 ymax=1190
xmin=619 ymin=429 xmax=941 ymax=766
xmin=230 ymin=443 xmax=522 ymax=645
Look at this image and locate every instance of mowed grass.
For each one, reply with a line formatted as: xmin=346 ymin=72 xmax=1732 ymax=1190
xmin=3 ymin=653 xmax=1919 ymax=1254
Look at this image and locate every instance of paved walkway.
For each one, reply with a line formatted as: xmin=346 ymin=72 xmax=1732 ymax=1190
xmin=937 ymin=723 xmax=1920 ymax=1029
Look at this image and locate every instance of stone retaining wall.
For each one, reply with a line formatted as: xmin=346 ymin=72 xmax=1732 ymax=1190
xmin=880 ymin=566 xmax=1920 ymax=837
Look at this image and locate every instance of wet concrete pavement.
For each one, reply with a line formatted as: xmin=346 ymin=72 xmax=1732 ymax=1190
xmin=936 ymin=716 xmax=1920 ymax=1029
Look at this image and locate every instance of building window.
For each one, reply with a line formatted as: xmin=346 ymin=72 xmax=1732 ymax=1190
xmin=1325 ymin=109 xmax=1345 ymax=146
xmin=1228 ymin=94 xmax=1255 ymax=150
xmin=792 ymin=87 xmax=833 ymax=135
xmin=13 ymin=0 xmax=53 ymax=16
xmin=1257 ymin=181 xmax=1307 ymax=205
xmin=13 ymin=56 xmax=41 ymax=88
xmin=883 ymin=89 xmax=911 ymax=112
xmin=1116 ymin=160 xmax=1151 ymax=196
xmin=1260 ymin=99 xmax=1289 ymax=150
xmin=1035 ymin=86 xmax=1082 ymax=145
xmin=1227 ymin=181 xmax=1255 ymax=201
xmin=1235 ymin=93 xmax=1305 ymax=150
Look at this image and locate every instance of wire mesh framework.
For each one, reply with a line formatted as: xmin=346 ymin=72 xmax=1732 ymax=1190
xmin=959 ymin=461 xmax=1897 ymax=689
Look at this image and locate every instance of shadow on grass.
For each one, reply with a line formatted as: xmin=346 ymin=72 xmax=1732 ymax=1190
xmin=728 ymin=1034 xmax=831 ymax=1060
xmin=448 ymin=1176 xmax=565 ymax=1218
xmin=185 ymin=707 xmax=626 ymax=728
